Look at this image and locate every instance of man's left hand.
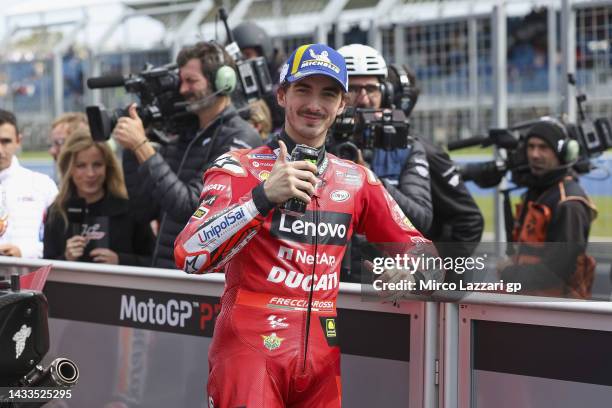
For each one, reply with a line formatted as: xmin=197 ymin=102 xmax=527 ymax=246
xmin=113 ymin=104 xmax=148 ymax=151
xmin=0 ymin=244 xmax=22 ymax=257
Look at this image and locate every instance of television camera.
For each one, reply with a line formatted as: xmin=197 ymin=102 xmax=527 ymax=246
xmin=328 ymin=108 xmax=410 ymax=162
xmin=449 ymin=75 xmax=612 ymax=189
xmin=0 ymin=275 xmax=79 ymax=407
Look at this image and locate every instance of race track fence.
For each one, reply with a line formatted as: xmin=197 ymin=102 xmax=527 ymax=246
xmin=2 ymin=257 xmax=612 ymax=407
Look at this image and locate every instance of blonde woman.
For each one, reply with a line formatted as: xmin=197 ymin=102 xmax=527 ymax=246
xmin=43 ymin=129 xmax=154 ymax=266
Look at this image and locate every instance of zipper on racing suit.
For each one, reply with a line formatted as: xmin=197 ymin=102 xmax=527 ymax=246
xmin=301 ymin=196 xmax=320 ymax=373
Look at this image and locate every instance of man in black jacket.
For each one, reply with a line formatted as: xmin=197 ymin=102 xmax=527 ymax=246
xmin=499 ymin=120 xmax=597 ymax=298
xmin=337 ymin=44 xmax=484 ymax=283
xmin=113 ymin=42 xmax=261 ymax=268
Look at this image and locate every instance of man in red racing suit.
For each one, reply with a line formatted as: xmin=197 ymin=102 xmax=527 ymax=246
xmin=174 ymin=43 xmax=436 ymax=407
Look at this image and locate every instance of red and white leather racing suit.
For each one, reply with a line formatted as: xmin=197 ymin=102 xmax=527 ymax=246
xmin=174 ymin=136 xmax=429 ymax=408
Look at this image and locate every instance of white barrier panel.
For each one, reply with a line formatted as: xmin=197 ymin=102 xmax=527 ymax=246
xmin=457 ymin=294 xmax=612 ymax=408
xmin=0 ymin=258 xmax=429 ymax=408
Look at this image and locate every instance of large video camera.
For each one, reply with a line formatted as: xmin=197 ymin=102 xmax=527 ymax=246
xmin=218 ymin=8 xmax=273 ymax=113
xmin=328 ymin=107 xmax=410 ymax=162
xmin=0 ymin=275 xmax=79 ymax=407
xmin=449 ymin=76 xmax=612 ymax=188
xmin=86 ymin=63 xmax=195 ymax=142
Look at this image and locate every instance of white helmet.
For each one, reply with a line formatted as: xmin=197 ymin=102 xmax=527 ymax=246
xmin=338 ymin=44 xmax=388 ymax=78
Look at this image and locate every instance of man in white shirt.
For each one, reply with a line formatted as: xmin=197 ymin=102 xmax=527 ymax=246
xmin=0 ymin=109 xmax=58 ymax=258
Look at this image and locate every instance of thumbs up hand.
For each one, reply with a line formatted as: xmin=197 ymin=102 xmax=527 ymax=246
xmin=263 ymin=140 xmax=319 ymax=204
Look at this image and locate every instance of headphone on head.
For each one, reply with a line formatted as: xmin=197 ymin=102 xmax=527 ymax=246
xmin=380 ymin=64 xmax=420 ymax=116
xmin=209 ymin=41 xmax=237 ymax=95
xmin=534 ymin=117 xmax=581 ymax=164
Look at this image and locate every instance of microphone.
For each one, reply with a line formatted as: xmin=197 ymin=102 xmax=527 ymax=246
xmin=86 ymin=75 xmax=126 ymax=89
xmin=174 ymin=89 xmax=227 ymax=113
xmin=66 ymin=198 xmax=87 ymax=237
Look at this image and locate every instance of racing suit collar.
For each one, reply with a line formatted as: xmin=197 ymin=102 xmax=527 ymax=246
xmin=269 ymin=130 xmax=327 ymax=169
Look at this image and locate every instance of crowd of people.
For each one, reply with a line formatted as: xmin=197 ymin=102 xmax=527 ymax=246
xmin=0 ymin=24 xmax=596 ymax=297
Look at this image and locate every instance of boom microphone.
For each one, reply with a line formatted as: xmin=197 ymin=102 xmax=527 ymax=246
xmin=87 ymin=75 xmax=126 ymax=89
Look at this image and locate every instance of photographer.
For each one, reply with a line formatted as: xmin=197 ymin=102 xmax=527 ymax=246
xmin=499 ymin=120 xmax=597 ymax=298
xmin=337 ymin=44 xmax=433 ymax=232
xmin=113 ymin=41 xmax=261 ymax=268
xmin=336 ymin=44 xmax=483 ymax=282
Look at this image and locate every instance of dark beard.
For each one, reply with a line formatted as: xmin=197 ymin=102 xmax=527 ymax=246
xmin=186 ymin=88 xmax=216 ymax=113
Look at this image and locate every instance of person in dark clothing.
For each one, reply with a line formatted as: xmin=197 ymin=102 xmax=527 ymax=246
xmin=337 ymin=44 xmax=483 ymax=283
xmin=499 ymin=119 xmax=597 ymax=298
xmin=113 ymin=41 xmax=261 ymax=268
xmin=232 ymin=21 xmax=285 ymax=132
xmin=43 ymin=130 xmax=154 ymax=266
xmin=421 ymin=140 xmax=484 ymax=260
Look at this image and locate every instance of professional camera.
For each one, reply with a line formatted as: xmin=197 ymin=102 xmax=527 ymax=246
xmin=328 ymin=107 xmax=410 ymax=162
xmin=0 ymin=275 xmax=79 ymax=407
xmin=218 ymin=7 xmax=274 ymax=113
xmin=86 ymin=63 xmax=196 ymax=142
xmin=449 ymin=77 xmax=612 ymax=188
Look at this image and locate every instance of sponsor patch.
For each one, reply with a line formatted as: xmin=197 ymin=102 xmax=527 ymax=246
xmin=192 ymin=206 xmax=209 ymax=219
xmin=182 ymin=201 xmax=258 ymax=253
xmin=261 ymin=332 xmax=284 ymax=351
xmin=334 ymin=169 xmax=362 ymax=186
xmin=249 ymin=153 xmax=278 ymax=160
xmin=267 ymin=266 xmax=339 ymax=292
xmin=330 ymin=190 xmax=350 ymax=202
xmin=267 ymin=315 xmax=289 ymax=329
xmin=210 ymin=153 xmax=246 ymax=176
xmin=258 ymin=171 xmax=271 ymax=181
xmin=270 ymin=210 xmax=352 ymax=246
xmin=201 ymin=194 xmax=218 ymax=207
xmin=319 ymin=317 xmax=339 ymax=347
xmin=202 ymin=184 xmax=226 ymax=193
xmin=184 ymin=254 xmax=207 ymax=274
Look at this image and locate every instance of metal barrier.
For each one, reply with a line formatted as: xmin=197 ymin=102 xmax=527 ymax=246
xmin=0 ymin=257 xmax=434 ymax=408
xmin=3 ymin=257 xmax=612 ymax=407
xmin=454 ymin=293 xmax=612 ymax=408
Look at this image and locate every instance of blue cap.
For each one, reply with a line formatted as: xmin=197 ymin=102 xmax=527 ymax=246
xmin=279 ymin=43 xmax=348 ymax=92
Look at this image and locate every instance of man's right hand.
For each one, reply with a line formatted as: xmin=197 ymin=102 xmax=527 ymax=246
xmin=112 ymin=104 xmax=148 ymax=151
xmin=65 ymin=235 xmax=87 ymax=261
xmin=263 ymin=140 xmax=319 ymax=204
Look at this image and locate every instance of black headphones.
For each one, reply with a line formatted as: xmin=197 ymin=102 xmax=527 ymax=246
xmin=380 ymin=64 xmax=420 ymax=116
xmin=208 ymin=41 xmax=237 ymax=95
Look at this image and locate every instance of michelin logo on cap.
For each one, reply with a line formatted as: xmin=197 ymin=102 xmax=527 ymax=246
xmin=280 ymin=43 xmax=348 ymax=92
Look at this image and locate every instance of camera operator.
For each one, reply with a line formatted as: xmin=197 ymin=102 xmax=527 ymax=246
xmin=113 ymin=41 xmax=261 ymax=268
xmin=337 ymin=44 xmax=433 ymax=232
xmin=498 ymin=120 xmax=597 ymax=298
xmin=232 ymin=21 xmax=285 ymax=131
xmin=337 ymin=44 xmax=483 ymax=283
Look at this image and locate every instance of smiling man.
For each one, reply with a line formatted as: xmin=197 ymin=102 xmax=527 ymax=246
xmin=500 ymin=119 xmax=597 ymax=298
xmin=174 ymin=44 xmax=436 ymax=407
xmin=0 ymin=109 xmax=57 ymax=258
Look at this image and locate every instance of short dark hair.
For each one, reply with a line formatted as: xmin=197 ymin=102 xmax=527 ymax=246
xmin=176 ymin=42 xmax=235 ymax=86
xmin=0 ymin=109 xmax=18 ymax=134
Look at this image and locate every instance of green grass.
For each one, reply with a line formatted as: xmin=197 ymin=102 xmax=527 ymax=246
xmin=18 ymin=150 xmax=51 ymax=160
xmin=474 ymin=195 xmax=612 ymax=238
xmin=446 ymin=146 xmax=494 ymax=157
